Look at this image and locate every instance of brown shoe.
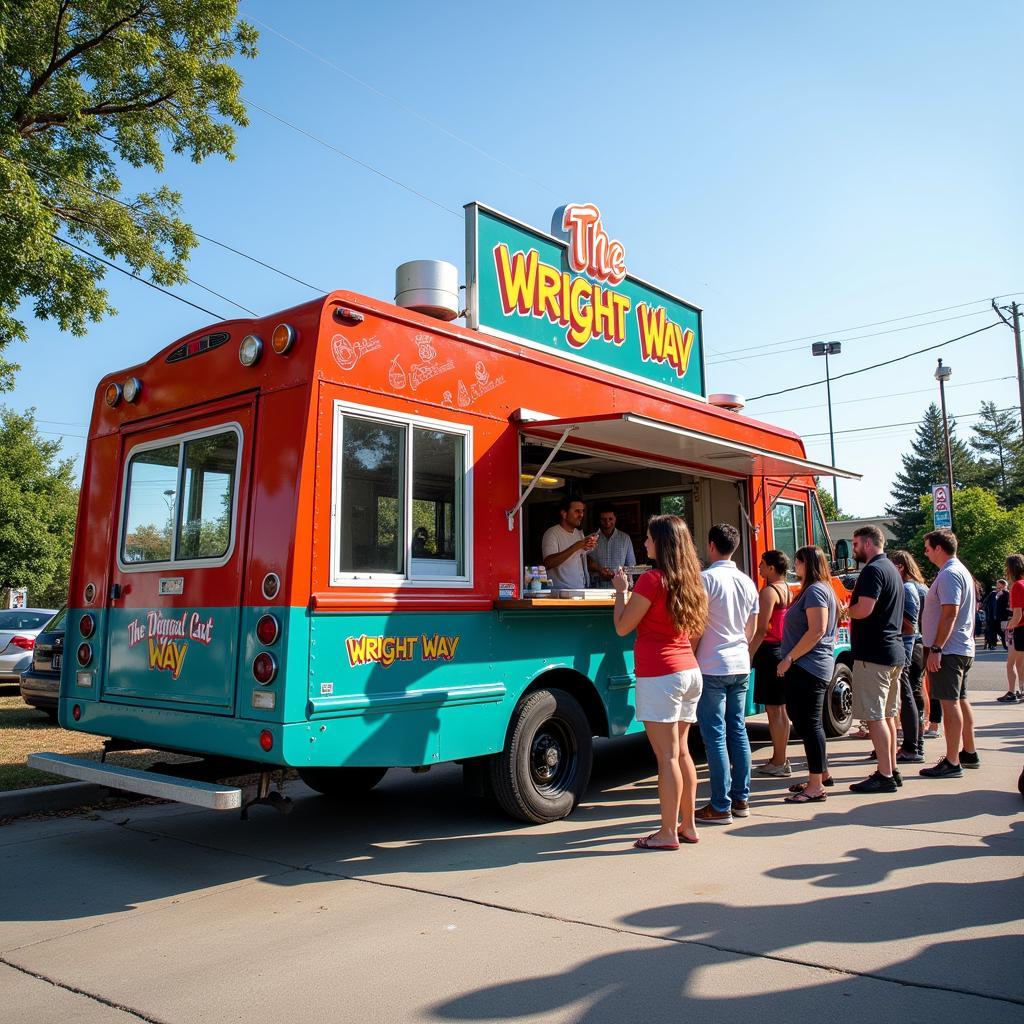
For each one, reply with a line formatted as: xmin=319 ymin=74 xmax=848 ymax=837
xmin=695 ymin=804 xmax=733 ymax=824
xmin=731 ymin=800 xmax=750 ymax=818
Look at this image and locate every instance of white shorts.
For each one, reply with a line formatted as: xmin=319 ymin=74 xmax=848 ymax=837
xmin=635 ymin=668 xmax=703 ymax=723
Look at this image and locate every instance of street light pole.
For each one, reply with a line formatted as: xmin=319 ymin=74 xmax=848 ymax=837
xmin=812 ymin=341 xmax=842 ymax=508
xmin=935 ymin=358 xmax=955 ymax=531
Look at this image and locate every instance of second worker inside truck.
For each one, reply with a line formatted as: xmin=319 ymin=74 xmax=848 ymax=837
xmin=542 ymin=497 xmax=597 ymax=591
xmin=588 ymin=503 xmax=636 ymax=588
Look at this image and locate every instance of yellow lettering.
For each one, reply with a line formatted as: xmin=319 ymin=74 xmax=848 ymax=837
xmin=494 ymin=245 xmax=538 ymax=316
xmin=536 ymin=262 xmax=562 ymax=321
xmin=346 ymin=635 xmax=369 ymax=666
xmin=592 ymin=284 xmax=618 ymax=341
xmin=566 ymin=277 xmax=594 ymax=349
xmin=636 ymin=302 xmax=666 ymax=362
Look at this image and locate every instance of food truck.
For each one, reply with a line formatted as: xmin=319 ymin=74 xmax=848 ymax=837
xmin=32 ymin=202 xmax=860 ymax=821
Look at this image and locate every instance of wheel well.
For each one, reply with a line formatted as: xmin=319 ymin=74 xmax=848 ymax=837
xmin=835 ymin=651 xmax=854 ymax=671
xmin=522 ymin=669 xmax=610 ymax=739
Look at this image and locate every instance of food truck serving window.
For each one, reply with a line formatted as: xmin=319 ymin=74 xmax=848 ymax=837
xmin=120 ymin=426 xmax=241 ymax=569
xmin=331 ymin=402 xmax=471 ymax=586
xmin=771 ymin=498 xmax=808 ymax=571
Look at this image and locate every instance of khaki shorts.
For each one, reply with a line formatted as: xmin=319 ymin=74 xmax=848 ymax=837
xmin=851 ymin=661 xmax=902 ymax=721
xmin=930 ymin=653 xmax=973 ymax=701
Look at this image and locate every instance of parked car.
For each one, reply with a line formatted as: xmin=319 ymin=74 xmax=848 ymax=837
xmin=18 ymin=607 xmax=66 ymax=720
xmin=0 ymin=607 xmax=58 ymax=689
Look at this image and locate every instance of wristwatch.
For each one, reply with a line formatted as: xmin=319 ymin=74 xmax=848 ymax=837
xmin=930 ymin=645 xmax=943 ymax=653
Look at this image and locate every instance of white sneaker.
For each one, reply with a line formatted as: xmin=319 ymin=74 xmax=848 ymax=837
xmin=755 ymin=760 xmax=792 ymax=777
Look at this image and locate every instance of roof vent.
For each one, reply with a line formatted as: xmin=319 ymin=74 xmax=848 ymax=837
xmin=395 ymin=260 xmax=460 ymax=321
xmin=708 ymin=393 xmax=745 ymax=413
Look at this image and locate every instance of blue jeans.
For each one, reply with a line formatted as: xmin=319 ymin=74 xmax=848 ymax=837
xmin=697 ymin=673 xmax=752 ymax=812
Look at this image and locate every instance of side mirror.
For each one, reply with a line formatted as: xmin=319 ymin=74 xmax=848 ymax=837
xmin=834 ymin=539 xmax=851 ymax=562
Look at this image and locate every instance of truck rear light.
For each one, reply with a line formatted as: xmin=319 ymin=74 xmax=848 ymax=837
xmin=104 ymin=382 xmax=122 ymax=407
xmin=123 ymin=376 xmax=142 ymax=403
xmin=256 ymin=614 xmax=279 ymax=645
xmin=239 ymin=334 xmax=263 ymax=366
xmin=262 ymin=573 xmax=280 ymax=600
xmin=333 ymin=307 xmax=364 ymax=325
xmin=252 ymin=690 xmax=276 ymax=710
xmin=72 ymin=704 xmax=82 ymax=721
xmin=259 ymin=730 xmax=273 ymax=752
xmin=271 ymin=323 xmax=296 ymax=355
xmin=84 ymin=582 xmax=97 ymax=603
xmin=80 ymin=613 xmax=95 ymax=638
xmin=77 ymin=642 xmax=92 ymax=666
xmin=252 ymin=652 xmax=277 ymax=684
xmin=10 ymin=635 xmax=35 ymax=651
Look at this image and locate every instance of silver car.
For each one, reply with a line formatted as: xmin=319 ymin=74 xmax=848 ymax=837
xmin=0 ymin=608 xmax=59 ymax=685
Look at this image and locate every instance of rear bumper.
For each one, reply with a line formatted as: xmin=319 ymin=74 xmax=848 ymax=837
xmin=20 ymin=673 xmax=59 ymax=708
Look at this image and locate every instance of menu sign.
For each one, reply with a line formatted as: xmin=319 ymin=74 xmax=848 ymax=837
xmin=466 ymin=202 xmax=705 ymax=399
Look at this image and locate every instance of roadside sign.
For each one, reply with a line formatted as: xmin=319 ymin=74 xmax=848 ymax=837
xmin=931 ymin=484 xmax=952 ymax=528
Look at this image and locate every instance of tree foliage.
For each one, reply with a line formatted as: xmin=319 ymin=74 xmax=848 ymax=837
xmin=970 ymin=400 xmax=1022 ymax=507
xmin=0 ymin=1 xmax=257 ymax=385
xmin=0 ymin=407 xmax=78 ymax=605
xmin=816 ymin=484 xmax=852 ymax=522
xmin=886 ymin=402 xmax=981 ymax=546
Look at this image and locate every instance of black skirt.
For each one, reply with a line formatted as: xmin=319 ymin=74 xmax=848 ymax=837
xmin=753 ymin=643 xmax=785 ymax=705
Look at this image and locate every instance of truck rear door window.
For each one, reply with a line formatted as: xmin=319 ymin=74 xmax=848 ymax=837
xmin=333 ymin=404 xmax=470 ymax=585
xmin=120 ymin=426 xmax=241 ymax=568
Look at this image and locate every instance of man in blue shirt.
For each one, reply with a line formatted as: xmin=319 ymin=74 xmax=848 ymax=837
xmin=587 ymin=504 xmax=636 ymax=588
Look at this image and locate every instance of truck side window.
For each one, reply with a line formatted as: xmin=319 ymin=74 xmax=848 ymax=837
xmin=771 ymin=499 xmax=808 ymax=573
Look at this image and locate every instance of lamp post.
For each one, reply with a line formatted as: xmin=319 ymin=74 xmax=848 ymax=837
xmin=812 ymin=341 xmax=842 ymax=507
xmin=934 ymin=358 xmax=955 ymax=530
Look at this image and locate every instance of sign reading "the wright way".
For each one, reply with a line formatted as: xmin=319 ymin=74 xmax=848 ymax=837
xmin=465 ymin=202 xmax=706 ymax=399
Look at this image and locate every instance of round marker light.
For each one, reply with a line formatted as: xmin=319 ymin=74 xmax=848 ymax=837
xmin=73 ymin=704 xmax=82 ymax=721
xmin=262 ymin=573 xmax=280 ymax=600
xmin=123 ymin=376 xmax=142 ymax=403
xmin=104 ymin=382 xmax=123 ymax=407
xmin=271 ymin=323 xmax=296 ymax=355
xmin=256 ymin=614 xmax=279 ymax=646
xmin=84 ymin=583 xmax=96 ymax=603
xmin=259 ymin=729 xmax=273 ymax=752
xmin=77 ymin=642 xmax=93 ymax=667
xmin=252 ymin=652 xmax=277 ymax=685
xmin=80 ymin=613 xmax=95 ymax=639
xmin=239 ymin=334 xmax=263 ymax=366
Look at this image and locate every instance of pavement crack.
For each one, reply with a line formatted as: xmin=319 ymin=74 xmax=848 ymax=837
xmin=0 ymin=956 xmax=170 ymax=1023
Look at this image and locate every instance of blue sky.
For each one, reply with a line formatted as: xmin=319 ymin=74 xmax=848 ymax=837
xmin=8 ymin=0 xmax=1023 ymax=516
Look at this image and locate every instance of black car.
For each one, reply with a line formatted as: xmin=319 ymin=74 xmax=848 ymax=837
xmin=19 ymin=607 xmax=66 ymax=720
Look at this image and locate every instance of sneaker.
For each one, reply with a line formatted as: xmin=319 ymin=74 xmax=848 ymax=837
xmin=695 ymin=804 xmax=733 ymax=824
xmin=922 ymin=728 xmax=941 ymax=739
xmin=959 ymin=750 xmax=981 ymax=769
xmin=893 ymin=769 xmax=903 ymax=788
xmin=996 ymin=692 xmax=1018 ymax=703
xmin=896 ymin=750 xmax=924 ymax=763
xmin=731 ymin=800 xmax=750 ymax=818
xmin=850 ymin=771 xmax=898 ymax=793
xmin=919 ymin=758 xmax=963 ymax=779
xmin=754 ymin=760 xmax=792 ymax=777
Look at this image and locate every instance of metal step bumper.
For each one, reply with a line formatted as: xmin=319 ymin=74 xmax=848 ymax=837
xmin=28 ymin=753 xmax=242 ymax=810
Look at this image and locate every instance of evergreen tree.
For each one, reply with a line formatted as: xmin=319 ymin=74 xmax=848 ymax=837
xmin=886 ymin=403 xmax=980 ymax=546
xmin=970 ymin=401 xmax=1023 ymax=507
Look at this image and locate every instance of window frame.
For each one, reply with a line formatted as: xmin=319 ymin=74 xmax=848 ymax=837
xmin=116 ymin=422 xmax=243 ymax=573
xmin=771 ymin=497 xmax=809 ymax=575
xmin=330 ymin=399 xmax=473 ymax=588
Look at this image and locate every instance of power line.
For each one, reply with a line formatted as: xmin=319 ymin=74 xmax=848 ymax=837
xmin=250 ymin=15 xmax=559 ymax=197
xmin=54 ymin=235 xmax=227 ymax=320
xmin=745 ymin=321 xmax=1002 ymax=402
xmin=243 ymin=98 xmax=462 ymax=218
xmin=801 ymin=405 xmax=1020 ymax=439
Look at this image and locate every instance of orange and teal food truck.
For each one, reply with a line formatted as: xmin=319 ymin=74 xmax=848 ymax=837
xmin=32 ymin=202 xmax=860 ymax=821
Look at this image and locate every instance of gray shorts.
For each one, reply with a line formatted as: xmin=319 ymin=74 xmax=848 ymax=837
xmin=930 ymin=653 xmax=973 ymax=701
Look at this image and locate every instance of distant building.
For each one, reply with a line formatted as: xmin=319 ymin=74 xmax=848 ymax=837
xmin=826 ymin=516 xmax=897 ymax=546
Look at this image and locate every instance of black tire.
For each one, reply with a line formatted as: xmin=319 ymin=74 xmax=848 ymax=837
xmin=489 ymin=688 xmax=593 ymax=823
xmin=824 ymin=662 xmax=854 ymax=737
xmin=298 ymin=766 xmax=387 ymax=798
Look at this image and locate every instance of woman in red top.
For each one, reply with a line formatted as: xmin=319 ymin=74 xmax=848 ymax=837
xmin=1005 ymin=554 xmax=1024 ymax=701
xmin=612 ymin=515 xmax=708 ymax=849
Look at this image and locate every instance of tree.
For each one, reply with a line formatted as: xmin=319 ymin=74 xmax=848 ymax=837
xmin=0 ymin=2 xmax=258 ymax=385
xmin=0 ymin=408 xmax=78 ymax=605
xmin=816 ymin=484 xmax=852 ymax=522
xmin=970 ymin=401 xmax=1022 ymax=508
xmin=910 ymin=487 xmax=1024 ymax=588
xmin=886 ymin=403 xmax=980 ymax=546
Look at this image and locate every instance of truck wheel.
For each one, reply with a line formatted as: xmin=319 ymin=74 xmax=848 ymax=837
xmin=489 ymin=688 xmax=593 ymax=823
xmin=824 ymin=662 xmax=854 ymax=737
xmin=298 ymin=766 xmax=387 ymax=797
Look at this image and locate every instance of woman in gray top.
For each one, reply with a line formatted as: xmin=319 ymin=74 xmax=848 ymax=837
xmin=777 ymin=546 xmax=838 ymax=803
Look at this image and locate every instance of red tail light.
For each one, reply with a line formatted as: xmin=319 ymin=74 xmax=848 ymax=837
xmin=256 ymin=614 xmax=279 ymax=646
xmin=80 ymin=614 xmax=95 ymax=638
xmin=72 ymin=704 xmax=82 ymax=721
xmin=259 ymin=730 xmax=273 ymax=752
xmin=252 ymin=652 xmax=277 ymax=684
xmin=10 ymin=635 xmax=35 ymax=651
xmin=77 ymin=642 xmax=93 ymax=666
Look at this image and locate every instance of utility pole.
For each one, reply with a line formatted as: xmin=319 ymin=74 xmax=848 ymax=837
xmin=991 ymin=299 xmax=1024 ymax=439
xmin=812 ymin=341 xmax=842 ymax=507
xmin=935 ymin=359 xmax=955 ymax=531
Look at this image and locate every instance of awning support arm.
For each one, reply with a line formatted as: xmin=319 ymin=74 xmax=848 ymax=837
xmin=506 ymin=426 xmax=575 ymax=532
xmin=766 ymin=475 xmax=798 ymax=517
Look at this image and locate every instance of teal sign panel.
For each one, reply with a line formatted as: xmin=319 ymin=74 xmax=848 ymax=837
xmin=466 ymin=202 xmax=706 ymax=399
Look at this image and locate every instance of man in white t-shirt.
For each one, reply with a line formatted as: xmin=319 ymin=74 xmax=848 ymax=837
xmin=541 ymin=498 xmax=597 ymax=591
xmin=695 ymin=523 xmax=759 ymax=824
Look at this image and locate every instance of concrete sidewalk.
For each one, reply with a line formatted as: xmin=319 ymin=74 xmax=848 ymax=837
xmin=1 ymin=685 xmax=1021 ymax=1023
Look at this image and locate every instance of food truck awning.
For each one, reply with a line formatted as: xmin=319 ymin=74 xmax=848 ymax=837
xmin=518 ymin=412 xmax=862 ymax=480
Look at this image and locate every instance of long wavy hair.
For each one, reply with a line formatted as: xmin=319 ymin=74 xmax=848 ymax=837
xmin=794 ymin=545 xmax=832 ymax=586
xmin=889 ymin=549 xmax=926 ymax=584
xmin=647 ymin=514 xmax=708 ymax=636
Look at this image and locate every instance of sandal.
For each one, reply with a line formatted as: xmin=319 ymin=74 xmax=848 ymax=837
xmin=675 ymin=829 xmax=700 ymax=844
xmin=784 ymin=791 xmax=827 ymax=803
xmin=788 ymin=777 xmax=834 ymax=792
xmin=634 ymin=832 xmax=680 ymax=851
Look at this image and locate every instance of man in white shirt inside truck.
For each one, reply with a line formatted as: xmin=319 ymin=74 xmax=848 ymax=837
xmin=541 ymin=498 xmax=597 ymax=591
